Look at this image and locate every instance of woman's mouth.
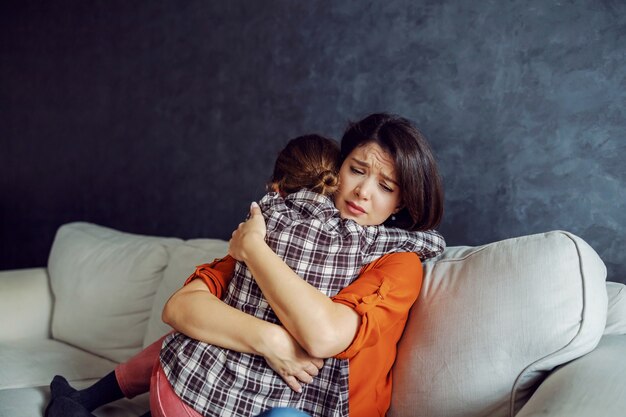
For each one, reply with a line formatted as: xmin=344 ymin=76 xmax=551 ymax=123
xmin=346 ymin=201 xmax=366 ymax=215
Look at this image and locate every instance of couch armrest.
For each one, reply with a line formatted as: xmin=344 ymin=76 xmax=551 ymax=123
xmin=515 ymin=335 xmax=626 ymax=417
xmin=605 ymin=281 xmax=626 ymax=335
xmin=0 ymin=268 xmax=53 ymax=341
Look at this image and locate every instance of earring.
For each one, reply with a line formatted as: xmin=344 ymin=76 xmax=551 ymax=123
xmin=391 ymin=215 xmax=396 ymax=221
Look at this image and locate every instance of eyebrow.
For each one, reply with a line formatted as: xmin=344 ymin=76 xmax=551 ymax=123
xmin=351 ymin=157 xmax=399 ymax=185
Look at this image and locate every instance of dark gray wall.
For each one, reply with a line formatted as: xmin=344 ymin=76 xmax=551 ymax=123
xmin=2 ymin=1 xmax=625 ymax=283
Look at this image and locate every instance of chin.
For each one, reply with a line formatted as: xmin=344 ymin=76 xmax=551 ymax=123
xmin=339 ymin=211 xmax=359 ymax=223
xmin=349 ymin=216 xmax=369 ymax=226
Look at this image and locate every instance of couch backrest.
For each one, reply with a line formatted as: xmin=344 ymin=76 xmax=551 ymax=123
xmin=48 ymin=222 xmax=229 ymax=363
xmin=48 ymin=222 xmax=181 ymax=362
xmin=143 ymin=238 xmax=229 ymax=347
xmin=389 ymin=231 xmax=607 ymax=417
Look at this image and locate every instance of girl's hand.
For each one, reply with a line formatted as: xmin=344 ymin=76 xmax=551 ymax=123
xmin=229 ymin=202 xmax=267 ymax=262
xmin=263 ymin=326 xmax=324 ymax=393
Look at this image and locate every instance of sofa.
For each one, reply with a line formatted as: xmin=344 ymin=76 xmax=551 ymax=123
xmin=0 ymin=222 xmax=625 ymax=417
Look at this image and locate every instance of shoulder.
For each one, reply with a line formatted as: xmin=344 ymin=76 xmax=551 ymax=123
xmin=286 ymin=190 xmax=334 ymax=206
xmin=366 ymin=251 xmax=422 ymax=269
xmin=285 ymin=190 xmax=338 ymax=219
xmin=372 ymin=227 xmax=446 ymax=260
xmin=259 ymin=192 xmax=285 ymax=216
xmin=335 ymin=252 xmax=423 ymax=303
xmin=363 ymin=252 xmax=423 ymax=283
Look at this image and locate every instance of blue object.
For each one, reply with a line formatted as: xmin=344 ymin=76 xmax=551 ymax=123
xmin=256 ymin=407 xmax=313 ymax=417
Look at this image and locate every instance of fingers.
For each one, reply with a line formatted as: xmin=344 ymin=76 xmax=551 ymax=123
xmin=295 ymin=370 xmax=314 ymax=385
xmin=282 ymin=375 xmax=303 ymax=393
xmin=312 ymin=358 xmax=324 ymax=369
xmin=304 ymin=362 xmax=320 ymax=377
xmin=250 ymin=201 xmax=261 ymax=215
xmin=279 ymin=362 xmax=321 ymax=393
xmin=231 ymin=223 xmax=244 ymax=238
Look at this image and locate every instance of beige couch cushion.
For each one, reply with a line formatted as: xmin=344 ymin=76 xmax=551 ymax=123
xmin=605 ymin=281 xmax=626 ymax=335
xmin=0 ymin=268 xmax=52 ymax=341
xmin=48 ymin=222 xmax=181 ymax=363
xmin=515 ymin=335 xmax=626 ymax=417
xmin=143 ymin=239 xmax=229 ymax=347
xmin=0 ymin=339 xmax=117 ymax=390
xmin=389 ymin=231 xmax=607 ymax=417
xmin=0 ymin=384 xmax=148 ymax=417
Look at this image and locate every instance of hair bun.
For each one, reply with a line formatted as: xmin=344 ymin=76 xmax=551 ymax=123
xmin=312 ymin=170 xmax=338 ymax=196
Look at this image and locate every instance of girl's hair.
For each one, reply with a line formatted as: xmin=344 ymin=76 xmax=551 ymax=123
xmin=269 ymin=134 xmax=341 ymax=197
xmin=341 ymin=113 xmax=444 ymax=231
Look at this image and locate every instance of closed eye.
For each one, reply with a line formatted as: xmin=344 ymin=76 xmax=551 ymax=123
xmin=350 ymin=166 xmax=365 ymax=175
xmin=380 ymin=183 xmax=394 ymax=192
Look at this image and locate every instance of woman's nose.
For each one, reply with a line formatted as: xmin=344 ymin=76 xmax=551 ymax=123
xmin=354 ymin=183 xmax=369 ymax=199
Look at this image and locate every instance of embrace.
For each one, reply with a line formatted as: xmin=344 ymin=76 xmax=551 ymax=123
xmin=46 ymin=112 xmax=446 ymax=417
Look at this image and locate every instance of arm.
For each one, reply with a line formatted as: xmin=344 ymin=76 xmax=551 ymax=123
xmin=229 ymin=203 xmax=361 ymax=358
xmin=163 ymin=279 xmax=281 ymax=355
xmin=410 ymin=229 xmax=446 ymax=259
xmin=360 ymin=226 xmax=446 ymax=264
xmin=162 ymin=258 xmax=323 ymax=392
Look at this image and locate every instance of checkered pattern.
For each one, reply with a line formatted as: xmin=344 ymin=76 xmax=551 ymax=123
xmin=160 ymin=190 xmax=445 ymax=417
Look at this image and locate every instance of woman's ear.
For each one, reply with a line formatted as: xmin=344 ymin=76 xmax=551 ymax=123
xmin=393 ymin=204 xmax=404 ymax=214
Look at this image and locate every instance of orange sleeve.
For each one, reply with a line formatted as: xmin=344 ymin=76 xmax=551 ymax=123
xmin=331 ymin=252 xmax=423 ymax=359
xmin=184 ymin=255 xmax=237 ymax=299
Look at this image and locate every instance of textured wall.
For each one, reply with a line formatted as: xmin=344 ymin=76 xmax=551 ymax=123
xmin=1 ymin=0 xmax=625 ymax=283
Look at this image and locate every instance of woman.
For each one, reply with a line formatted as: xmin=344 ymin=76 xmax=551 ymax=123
xmin=164 ymin=112 xmax=444 ymax=417
xmin=159 ymin=132 xmax=443 ymax=417
xmin=47 ymin=113 xmax=444 ymax=417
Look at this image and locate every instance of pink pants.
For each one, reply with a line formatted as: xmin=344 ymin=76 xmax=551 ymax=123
xmin=115 ymin=335 xmax=202 ymax=417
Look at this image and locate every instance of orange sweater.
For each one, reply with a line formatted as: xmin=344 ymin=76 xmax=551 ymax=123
xmin=186 ymin=252 xmax=423 ymax=417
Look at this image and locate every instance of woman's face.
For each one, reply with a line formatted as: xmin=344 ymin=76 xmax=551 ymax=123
xmin=334 ymin=142 xmax=402 ymax=226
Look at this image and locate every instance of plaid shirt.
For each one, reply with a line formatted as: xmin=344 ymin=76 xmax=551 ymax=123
xmin=161 ymin=190 xmax=445 ymax=417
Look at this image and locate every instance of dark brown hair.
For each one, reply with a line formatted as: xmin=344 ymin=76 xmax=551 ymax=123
xmin=269 ymin=134 xmax=341 ymax=197
xmin=341 ymin=113 xmax=444 ymax=231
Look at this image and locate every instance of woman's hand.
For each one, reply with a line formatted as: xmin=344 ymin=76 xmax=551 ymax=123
xmin=262 ymin=326 xmax=324 ymax=393
xmin=229 ymin=202 xmax=267 ymax=262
